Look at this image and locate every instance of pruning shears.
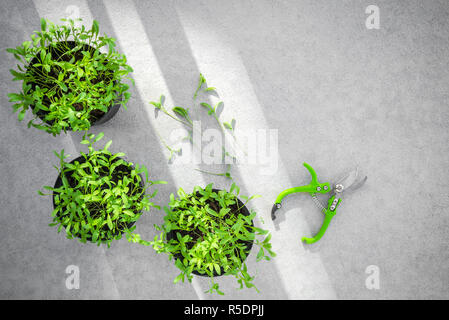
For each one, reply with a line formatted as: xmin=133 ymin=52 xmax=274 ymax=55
xmin=271 ymin=162 xmax=367 ymax=244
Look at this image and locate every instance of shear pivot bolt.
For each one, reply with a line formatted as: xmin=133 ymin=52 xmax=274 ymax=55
xmin=323 ymin=185 xmax=328 ymax=190
xmin=316 ymin=186 xmax=321 ymax=191
xmin=276 ymin=203 xmax=282 ymax=209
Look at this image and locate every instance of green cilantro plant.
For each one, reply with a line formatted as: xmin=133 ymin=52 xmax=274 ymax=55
xmin=39 ymin=133 xmax=166 ymax=247
xmin=7 ymin=18 xmax=133 ymax=135
xmin=151 ymin=183 xmax=275 ymax=294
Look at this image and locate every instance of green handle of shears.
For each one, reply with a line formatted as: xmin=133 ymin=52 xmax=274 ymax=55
xmin=302 ymin=214 xmax=334 ymax=244
xmin=301 ymin=195 xmax=341 ymax=244
xmin=274 ymin=162 xmax=330 ymax=204
xmin=274 ymin=185 xmax=317 ymax=203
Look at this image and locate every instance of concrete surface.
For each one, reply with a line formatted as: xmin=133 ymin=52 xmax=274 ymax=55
xmin=1 ymin=0 xmax=448 ymax=299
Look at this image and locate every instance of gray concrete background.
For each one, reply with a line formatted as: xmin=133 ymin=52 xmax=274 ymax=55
xmin=1 ymin=0 xmax=448 ymax=299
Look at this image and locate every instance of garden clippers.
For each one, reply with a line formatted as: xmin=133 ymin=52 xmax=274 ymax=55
xmin=271 ymin=163 xmax=367 ymax=244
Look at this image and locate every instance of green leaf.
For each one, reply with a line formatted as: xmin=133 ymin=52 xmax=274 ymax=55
xmin=9 ymin=69 xmax=24 ymax=80
xmin=40 ymin=18 xmax=47 ymax=31
xmin=22 ymin=41 xmax=31 ymax=50
xmin=214 ymin=263 xmax=221 ymax=275
xmin=76 ymin=92 xmax=86 ymax=102
xmin=150 ymin=101 xmax=161 ymax=109
xmin=256 ymin=248 xmax=264 ymax=261
xmin=107 ymin=214 xmax=113 ymax=230
xmin=174 ymin=273 xmax=184 ymax=284
xmin=141 ymin=165 xmax=149 ymax=181
xmin=172 ymin=106 xmax=189 ymax=119
xmin=223 ymin=122 xmax=232 ymax=130
xmin=7 ymin=93 xmax=22 ymax=102
xmin=94 ymin=132 xmax=104 ymax=142
xmin=246 ymin=194 xmax=262 ymax=203
xmin=104 ymin=140 xmax=112 ymax=151
xmin=263 ymin=233 xmax=272 ymax=244
xmin=151 ymin=180 xmax=167 ymax=186
xmin=200 ymin=102 xmax=212 ymax=112
xmin=18 ymin=109 xmax=26 ymax=121
xmin=193 ymin=73 xmax=206 ymax=99
xmin=214 ymin=101 xmax=223 ymax=113
xmin=58 ymin=82 xmax=67 ymax=92
xmin=123 ymin=210 xmax=134 ymax=217
xmin=111 ymin=152 xmax=125 ymax=159
xmin=206 ymin=207 xmax=219 ymax=217
xmin=253 ymin=226 xmax=268 ymax=235
xmin=92 ymin=20 xmax=99 ymax=36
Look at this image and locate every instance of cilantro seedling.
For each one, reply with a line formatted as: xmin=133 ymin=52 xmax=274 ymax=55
xmin=151 ymin=182 xmax=275 ymax=294
xmin=39 ymin=132 xmax=166 ymax=247
xmin=7 ymin=18 xmax=133 ymax=135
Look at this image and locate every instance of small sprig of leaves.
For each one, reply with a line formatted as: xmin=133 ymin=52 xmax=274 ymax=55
xmin=150 ymin=94 xmax=192 ymax=162
xmin=7 ymin=18 xmax=133 ymax=135
xmin=195 ymin=74 xmax=236 ymax=135
xmin=39 ymin=132 xmax=166 ymax=247
xmin=150 ymin=74 xmax=239 ymax=179
xmin=196 ymin=164 xmax=233 ymax=179
xmin=193 ymin=73 xmax=217 ymax=100
xmin=151 ymin=183 xmax=275 ymax=294
xmin=195 ymin=75 xmax=240 ymax=178
xmin=200 ymin=102 xmax=229 ymax=129
xmin=150 ymin=94 xmax=193 ymax=128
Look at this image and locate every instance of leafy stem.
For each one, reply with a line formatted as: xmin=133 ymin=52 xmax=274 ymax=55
xmin=151 ymin=183 xmax=275 ymax=294
xmin=150 ymin=95 xmax=193 ymax=128
xmin=193 ymin=73 xmax=206 ymax=101
xmin=195 ymin=164 xmax=233 ymax=180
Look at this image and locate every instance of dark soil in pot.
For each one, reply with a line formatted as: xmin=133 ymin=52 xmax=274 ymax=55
xmin=27 ymin=41 xmax=122 ymax=129
xmin=167 ymin=189 xmax=254 ymax=277
xmin=52 ymin=153 xmax=144 ymax=242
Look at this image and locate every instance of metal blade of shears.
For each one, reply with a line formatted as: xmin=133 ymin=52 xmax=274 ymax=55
xmin=332 ymin=166 xmax=367 ymax=195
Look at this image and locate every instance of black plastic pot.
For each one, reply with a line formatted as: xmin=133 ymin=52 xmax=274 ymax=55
xmin=167 ymin=189 xmax=254 ymax=277
xmin=28 ymin=41 xmax=122 ymax=130
xmin=52 ymin=154 xmax=145 ymax=242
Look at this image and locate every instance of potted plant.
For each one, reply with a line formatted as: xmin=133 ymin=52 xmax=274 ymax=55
xmin=151 ymin=183 xmax=275 ymax=294
xmin=39 ymin=133 xmax=165 ymax=247
xmin=7 ymin=18 xmax=133 ymax=135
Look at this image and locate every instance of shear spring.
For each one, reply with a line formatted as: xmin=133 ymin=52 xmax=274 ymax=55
xmin=311 ymin=194 xmax=326 ymax=212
